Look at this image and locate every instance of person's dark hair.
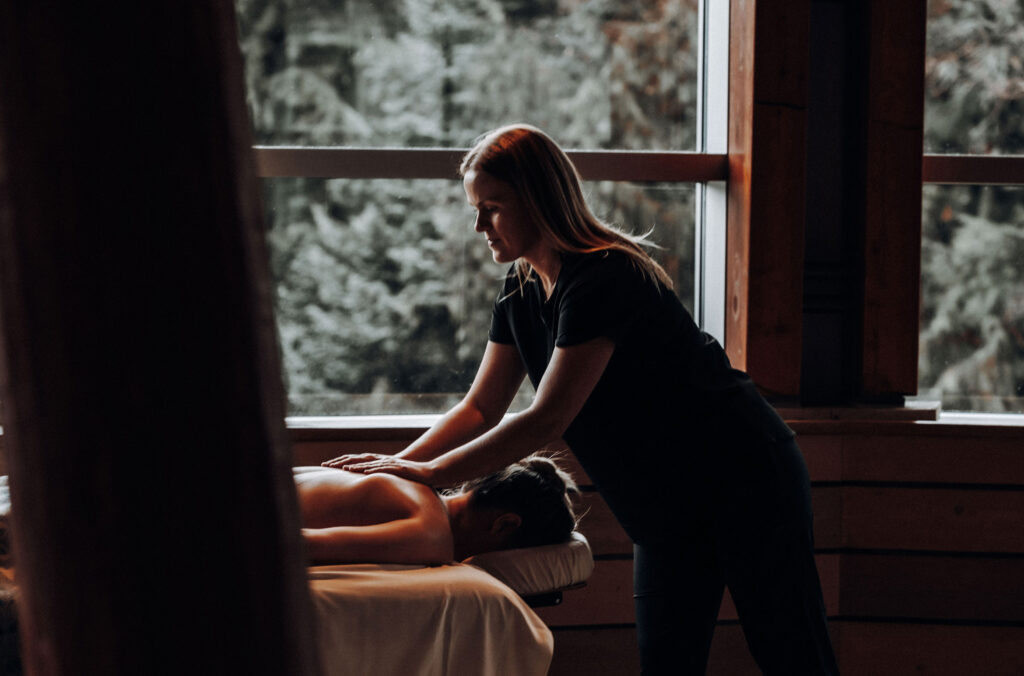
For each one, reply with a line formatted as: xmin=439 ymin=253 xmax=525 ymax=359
xmin=461 ymin=454 xmax=579 ymax=549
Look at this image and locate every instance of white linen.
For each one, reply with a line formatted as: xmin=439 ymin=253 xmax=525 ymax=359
xmin=463 ymin=531 xmax=594 ymax=596
xmin=309 ymin=563 xmax=553 ymax=676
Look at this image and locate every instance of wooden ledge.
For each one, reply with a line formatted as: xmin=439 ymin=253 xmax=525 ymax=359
xmin=777 ymin=402 xmax=940 ymax=422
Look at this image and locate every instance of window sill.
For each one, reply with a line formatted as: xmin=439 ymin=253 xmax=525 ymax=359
xmin=284 ymin=405 xmax=1024 ymax=443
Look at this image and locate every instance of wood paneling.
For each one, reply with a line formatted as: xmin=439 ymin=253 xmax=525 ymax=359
xmin=537 ymin=555 xmax=841 ymax=628
xmin=285 ymin=419 xmax=1023 ymax=673
xmin=536 ymin=559 xmax=635 ymax=627
xmin=840 ymin=487 xmax=1024 ymax=552
xmin=549 ymin=627 xmax=640 ymax=676
xmin=840 ymin=554 xmax=1024 ymax=622
xmin=550 ymin=622 xmax=1024 ymax=676
xmin=840 ymin=432 xmax=1024 ymax=485
xmin=837 ymin=622 xmax=1024 ymax=676
xmin=549 ymin=620 xmax=843 ymax=676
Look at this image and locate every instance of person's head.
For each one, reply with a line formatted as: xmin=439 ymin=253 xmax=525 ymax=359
xmin=460 ymin=124 xmax=672 ymax=289
xmin=443 ymin=454 xmax=579 ymax=560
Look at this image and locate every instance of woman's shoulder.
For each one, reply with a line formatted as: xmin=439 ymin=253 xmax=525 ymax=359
xmin=561 ymin=249 xmax=649 ymax=288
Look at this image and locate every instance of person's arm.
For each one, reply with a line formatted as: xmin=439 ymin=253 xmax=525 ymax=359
xmin=322 ymin=341 xmax=526 ymax=469
xmin=342 ymin=336 xmax=615 ymax=487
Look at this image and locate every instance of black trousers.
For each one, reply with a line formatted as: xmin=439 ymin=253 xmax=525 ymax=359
xmin=632 ymin=437 xmax=839 ymax=675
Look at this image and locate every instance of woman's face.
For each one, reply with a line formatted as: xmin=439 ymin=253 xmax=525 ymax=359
xmin=464 ymin=169 xmax=545 ymax=265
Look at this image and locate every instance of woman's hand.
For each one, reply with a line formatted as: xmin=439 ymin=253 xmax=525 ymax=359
xmin=321 ymin=453 xmax=392 ymax=469
xmin=336 ymin=456 xmax=438 ymax=486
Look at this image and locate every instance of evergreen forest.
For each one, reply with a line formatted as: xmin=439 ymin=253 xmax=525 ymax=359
xmin=234 ymin=0 xmax=1024 ymax=415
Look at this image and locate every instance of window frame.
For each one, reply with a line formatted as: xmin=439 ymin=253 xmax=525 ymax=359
xmin=253 ymin=1 xmax=731 ymax=425
xmin=921 ymin=155 xmax=1024 ymax=185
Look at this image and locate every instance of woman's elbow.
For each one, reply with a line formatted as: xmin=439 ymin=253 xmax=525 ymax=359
xmin=518 ymin=405 xmax=571 ymax=444
xmin=461 ymin=396 xmax=504 ymax=431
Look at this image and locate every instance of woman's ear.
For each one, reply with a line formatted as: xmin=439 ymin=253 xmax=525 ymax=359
xmin=490 ymin=512 xmax=522 ymax=535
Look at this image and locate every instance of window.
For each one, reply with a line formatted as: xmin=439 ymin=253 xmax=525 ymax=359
xmin=235 ymin=0 xmax=727 ymax=416
xmin=920 ymin=0 xmax=1024 ymax=413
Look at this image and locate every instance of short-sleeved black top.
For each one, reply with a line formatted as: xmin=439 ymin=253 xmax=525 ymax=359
xmin=489 ymin=250 xmax=794 ymax=544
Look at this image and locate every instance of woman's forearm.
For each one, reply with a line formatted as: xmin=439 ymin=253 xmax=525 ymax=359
xmin=426 ymin=406 xmax=563 ymax=486
xmin=425 ymin=338 xmax=616 ymax=485
xmin=396 ymin=399 xmax=496 ymax=463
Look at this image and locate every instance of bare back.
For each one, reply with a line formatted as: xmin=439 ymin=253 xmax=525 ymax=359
xmin=293 ymin=468 xmax=454 ymax=564
xmin=294 ymin=467 xmax=446 ymax=528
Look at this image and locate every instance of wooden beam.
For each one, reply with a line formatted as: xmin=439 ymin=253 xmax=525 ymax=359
xmin=922 ymin=154 xmax=1024 ymax=185
xmin=859 ymin=0 xmax=927 ymax=396
xmin=727 ymin=0 xmax=811 ymax=398
xmin=254 ymin=147 xmax=729 ymax=182
xmin=0 ymin=2 xmax=319 ymax=674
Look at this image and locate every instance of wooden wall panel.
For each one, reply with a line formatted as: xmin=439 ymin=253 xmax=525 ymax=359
xmin=841 ymin=487 xmax=1024 ymax=552
xmin=537 ymin=555 xmax=841 ymax=628
xmin=548 ymin=627 xmax=640 ymax=676
xmin=536 ymin=559 xmax=635 ymax=627
xmin=840 ymin=554 xmax=1024 ymax=622
xmin=575 ymin=493 xmax=632 ymax=556
xmin=840 ymin=432 xmax=1024 ymax=485
xmin=550 ymin=620 xmax=842 ymax=676
xmin=292 ymin=440 xmax=408 ymax=466
xmin=837 ymin=623 xmax=1024 ymax=676
xmin=796 ymin=434 xmax=845 ymax=481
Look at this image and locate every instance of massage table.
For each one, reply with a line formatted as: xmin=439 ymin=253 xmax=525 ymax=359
xmin=0 ymin=477 xmax=594 ymax=676
xmin=309 ymin=531 xmax=594 ymax=676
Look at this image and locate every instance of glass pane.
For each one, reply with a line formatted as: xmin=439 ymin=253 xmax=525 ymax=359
xmin=235 ymin=0 xmax=699 ymax=150
xmin=265 ymin=178 xmax=695 ymax=415
xmin=917 ymin=184 xmax=1024 ymax=413
xmin=924 ymin=0 xmax=1024 ymax=154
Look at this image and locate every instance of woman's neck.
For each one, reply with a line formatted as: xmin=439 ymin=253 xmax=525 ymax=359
xmin=525 ymin=248 xmax=562 ymax=300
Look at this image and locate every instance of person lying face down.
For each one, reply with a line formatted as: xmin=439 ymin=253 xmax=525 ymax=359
xmin=296 ymin=454 xmax=578 ymax=565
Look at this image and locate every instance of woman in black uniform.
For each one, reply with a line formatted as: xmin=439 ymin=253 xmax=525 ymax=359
xmin=324 ymin=124 xmax=838 ymax=675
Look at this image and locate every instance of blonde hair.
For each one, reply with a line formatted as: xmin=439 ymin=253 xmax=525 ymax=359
xmin=459 ymin=124 xmax=673 ymax=291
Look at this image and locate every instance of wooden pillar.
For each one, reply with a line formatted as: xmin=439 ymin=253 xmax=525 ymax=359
xmin=0 ymin=2 xmax=319 ymax=675
xmin=858 ymin=0 xmax=926 ymax=398
xmin=726 ymin=0 xmax=811 ymax=400
xmin=800 ymin=0 xmax=926 ymax=405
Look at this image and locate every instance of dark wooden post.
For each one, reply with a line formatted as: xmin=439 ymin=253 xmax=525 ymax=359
xmin=727 ymin=0 xmax=811 ymax=400
xmin=858 ymin=0 xmax=926 ymax=398
xmin=0 ymin=2 xmax=319 ymax=674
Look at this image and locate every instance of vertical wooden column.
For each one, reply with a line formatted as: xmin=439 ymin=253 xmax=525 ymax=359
xmin=0 ymin=2 xmax=319 ymax=675
xmin=726 ymin=0 xmax=811 ymax=399
xmin=859 ymin=0 xmax=926 ymax=397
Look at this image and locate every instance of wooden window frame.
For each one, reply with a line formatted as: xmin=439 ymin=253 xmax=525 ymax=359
xmin=922 ymin=155 xmax=1024 ymax=185
xmin=255 ymin=1 xmax=732 ymax=425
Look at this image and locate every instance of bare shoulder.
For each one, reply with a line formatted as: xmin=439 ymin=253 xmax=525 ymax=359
xmin=364 ymin=473 xmax=447 ymax=521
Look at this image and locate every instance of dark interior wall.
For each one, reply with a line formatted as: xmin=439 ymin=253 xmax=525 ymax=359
xmin=0 ymin=3 xmax=318 ymax=674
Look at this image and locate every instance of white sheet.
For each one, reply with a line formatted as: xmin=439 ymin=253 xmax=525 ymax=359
xmin=309 ymin=563 xmax=553 ymax=676
xmin=464 ymin=531 xmax=594 ymax=596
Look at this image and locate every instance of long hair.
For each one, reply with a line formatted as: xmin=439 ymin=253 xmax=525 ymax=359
xmin=460 ymin=454 xmax=579 ymax=549
xmin=459 ymin=124 xmax=673 ymax=291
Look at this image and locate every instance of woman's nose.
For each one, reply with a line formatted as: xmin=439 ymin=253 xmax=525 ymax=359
xmin=474 ymin=213 xmax=486 ymax=233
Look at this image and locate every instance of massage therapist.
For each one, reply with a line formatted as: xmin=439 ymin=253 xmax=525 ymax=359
xmin=324 ymin=125 xmax=839 ymax=675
